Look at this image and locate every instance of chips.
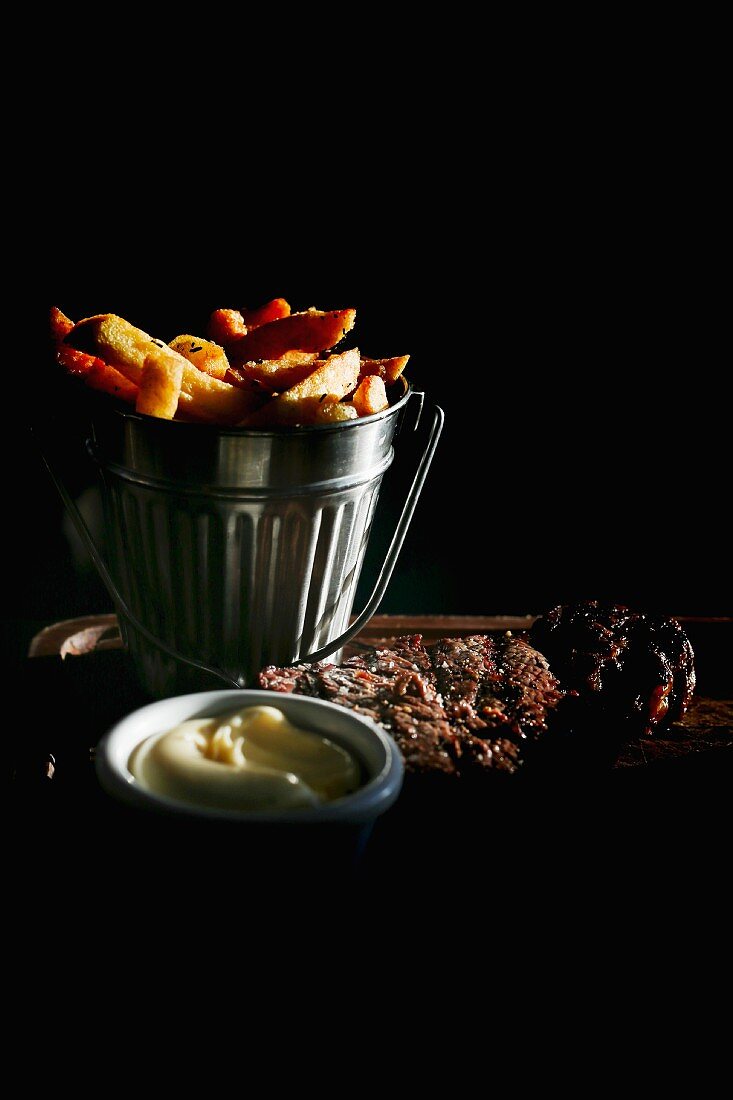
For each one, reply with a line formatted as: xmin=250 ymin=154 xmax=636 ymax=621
xmin=240 ymin=298 xmax=291 ymax=329
xmin=169 ymin=335 xmax=230 ymax=381
xmin=50 ymin=307 xmax=138 ymax=404
xmin=136 ymin=349 xmax=184 ymax=420
xmin=237 ymin=349 xmax=361 ymax=428
xmin=207 ymin=308 xmax=248 ymax=344
xmin=352 ymin=375 xmax=389 ymax=417
xmin=53 ymin=300 xmax=409 ymax=427
xmin=227 ymin=309 xmax=356 ymax=364
xmin=226 ymin=351 xmax=318 ymax=392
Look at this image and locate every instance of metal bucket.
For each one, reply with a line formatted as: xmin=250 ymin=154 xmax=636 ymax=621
xmin=44 ymin=381 xmax=443 ymax=696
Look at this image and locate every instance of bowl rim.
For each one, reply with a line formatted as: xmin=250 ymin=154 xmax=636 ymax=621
xmin=95 ymin=689 xmax=404 ymax=824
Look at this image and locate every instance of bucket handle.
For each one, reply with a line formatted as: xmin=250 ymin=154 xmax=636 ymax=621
xmin=37 ymin=435 xmax=245 ymax=688
xmin=36 ymin=391 xmax=443 ymax=686
xmin=294 ymin=393 xmax=443 ymax=666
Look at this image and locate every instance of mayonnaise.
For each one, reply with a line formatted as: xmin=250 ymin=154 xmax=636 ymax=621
xmin=128 ymin=705 xmax=361 ymax=812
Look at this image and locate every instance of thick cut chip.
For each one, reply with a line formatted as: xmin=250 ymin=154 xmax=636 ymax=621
xmin=237 ymin=396 xmax=327 ymax=428
xmin=240 ymin=298 xmax=291 ymax=328
xmin=64 ymin=314 xmax=161 ymax=383
xmin=58 ymin=345 xmax=138 ymax=403
xmin=175 ymin=371 xmax=265 ymax=423
xmin=52 ymin=309 xmax=137 ymax=403
xmin=228 ymin=309 xmax=355 ymax=364
xmin=207 ymin=308 xmax=247 ymax=344
xmin=237 ymin=350 xmax=360 ymax=427
xmin=278 ymin=348 xmax=360 ymax=404
xmin=351 ymin=375 xmax=389 ymax=417
xmin=227 ymin=351 xmax=318 ymax=392
xmin=169 ymin=335 xmax=230 ymax=380
xmin=314 ymin=401 xmax=358 ymax=424
xmin=238 ymin=393 xmax=355 ymax=428
xmin=223 ymin=367 xmax=269 ymax=397
xmin=136 ymin=349 xmax=184 ymax=419
xmin=57 ymin=304 xmax=410 ymax=427
xmin=50 ymin=306 xmax=74 ymax=341
xmin=359 ymin=355 xmax=410 ymax=385
xmin=64 ymin=314 xmax=260 ymax=423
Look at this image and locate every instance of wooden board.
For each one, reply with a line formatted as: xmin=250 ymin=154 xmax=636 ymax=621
xmin=10 ymin=613 xmax=732 ymax=902
xmin=24 ymin=613 xmax=733 ymax=774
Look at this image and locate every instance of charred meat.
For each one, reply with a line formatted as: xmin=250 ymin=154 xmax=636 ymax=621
xmin=261 ymin=633 xmax=566 ymax=777
xmin=261 ymin=607 xmax=696 ymax=777
xmin=530 ymin=602 xmax=695 ymax=733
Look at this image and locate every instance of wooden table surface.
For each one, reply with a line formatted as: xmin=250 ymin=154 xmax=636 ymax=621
xmin=26 ymin=612 xmax=733 ymax=772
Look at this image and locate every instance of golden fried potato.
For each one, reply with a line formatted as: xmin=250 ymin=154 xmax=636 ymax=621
xmin=222 ymin=367 xmax=269 ymax=399
xmin=228 ymin=351 xmax=319 ymax=392
xmin=241 ymin=298 xmax=291 ymax=328
xmin=237 ymin=397 xmax=313 ymax=427
xmin=359 ymin=355 xmax=410 ymax=385
xmin=314 ymin=401 xmax=358 ymax=424
xmin=237 ymin=393 xmax=350 ymax=428
xmin=52 ymin=307 xmax=138 ymax=403
xmin=64 ymin=314 xmax=157 ymax=382
xmin=136 ymin=349 xmax=184 ymax=420
xmin=57 ymin=305 xmax=408 ymax=427
xmin=228 ymin=309 xmax=356 ymax=365
xmin=50 ymin=306 xmax=74 ymax=341
xmin=64 ymin=315 xmax=261 ymax=423
xmin=207 ymin=308 xmax=247 ymax=344
xmin=237 ymin=350 xmax=360 ymax=427
xmin=58 ymin=345 xmax=139 ymax=403
xmin=278 ymin=348 xmax=360 ymax=404
xmin=169 ymin=335 xmax=230 ymax=380
xmin=351 ymin=375 xmax=389 ymax=417
xmin=178 ymin=372 xmax=267 ymax=422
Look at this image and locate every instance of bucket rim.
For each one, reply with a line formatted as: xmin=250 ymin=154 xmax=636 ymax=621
xmin=90 ymin=376 xmax=412 ymax=436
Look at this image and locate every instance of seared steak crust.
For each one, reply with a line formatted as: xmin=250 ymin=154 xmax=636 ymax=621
xmin=530 ymin=602 xmax=696 ymax=733
xmin=261 ymin=632 xmax=565 ymax=777
xmin=261 ymin=607 xmax=696 ymax=776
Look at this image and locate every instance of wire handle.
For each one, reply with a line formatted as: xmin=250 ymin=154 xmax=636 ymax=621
xmin=292 ymin=395 xmax=443 ymax=666
xmin=35 ymin=391 xmax=443 ymax=686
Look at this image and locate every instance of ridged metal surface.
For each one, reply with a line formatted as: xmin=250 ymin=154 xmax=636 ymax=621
xmin=102 ymin=475 xmax=384 ymax=694
xmin=91 ymin=393 xmax=411 ymax=697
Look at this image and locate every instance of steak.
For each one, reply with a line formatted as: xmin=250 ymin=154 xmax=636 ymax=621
xmin=260 ymin=606 xmax=697 ymax=777
xmin=260 ymin=633 xmax=566 ymax=777
xmin=530 ymin=602 xmax=695 ymax=734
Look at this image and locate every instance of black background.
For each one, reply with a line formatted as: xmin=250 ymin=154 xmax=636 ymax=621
xmin=4 ymin=79 xmax=729 ymax=672
xmin=3 ymin=38 xmax=731 ymax=945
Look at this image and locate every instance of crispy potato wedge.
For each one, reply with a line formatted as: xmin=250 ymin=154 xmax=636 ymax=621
xmin=314 ymin=401 xmax=358 ymax=424
xmin=228 ymin=351 xmax=319 ymax=391
xmin=207 ymin=308 xmax=247 ymax=344
xmin=57 ymin=345 xmax=138 ymax=403
xmin=352 ymin=375 xmax=389 ymax=417
xmin=236 ymin=350 xmax=360 ymax=427
xmin=223 ymin=367 xmax=270 ymax=397
xmin=136 ymin=349 xmax=184 ymax=420
xmin=241 ymin=298 xmax=291 ymax=328
xmin=278 ymin=348 xmax=360 ymax=405
xmin=50 ymin=306 xmax=74 ymax=341
xmin=177 ymin=370 xmax=266 ymax=423
xmin=359 ymin=355 xmax=410 ymax=385
xmin=228 ymin=309 xmax=356 ymax=365
xmin=169 ymin=335 xmax=230 ymax=380
xmin=57 ymin=306 xmax=409 ymax=427
xmin=64 ymin=314 xmax=260 ymax=423
xmin=52 ymin=307 xmax=138 ymax=402
xmin=64 ymin=314 xmax=158 ymax=383
xmin=238 ymin=394 xmax=353 ymax=428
